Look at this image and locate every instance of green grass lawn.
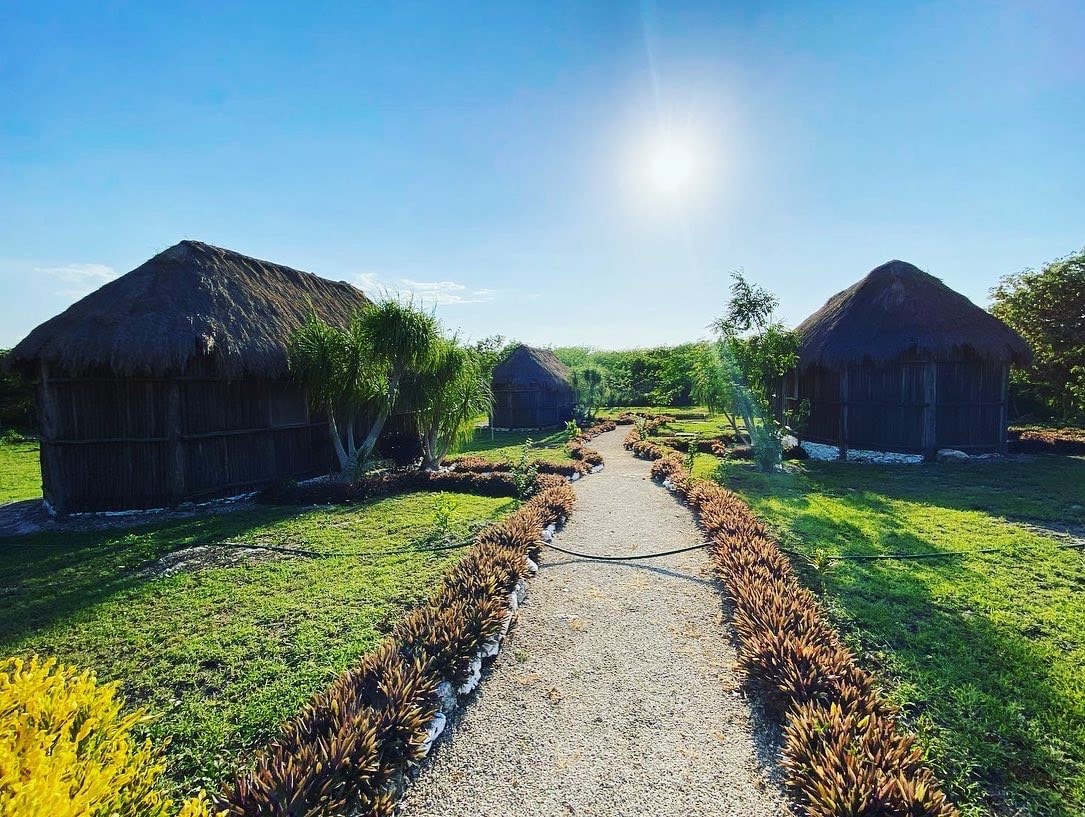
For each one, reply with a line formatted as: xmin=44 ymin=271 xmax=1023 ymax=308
xmin=0 ymin=440 xmax=41 ymax=504
xmin=661 ymin=415 xmax=744 ymax=438
xmin=0 ymin=491 xmax=516 ymax=795
xmin=710 ymin=454 xmax=1085 ymax=817
xmin=600 ymin=405 xmax=714 ymax=421
xmin=453 ymin=426 xmax=574 ymax=463
xmin=595 ymin=407 xmax=744 ymax=439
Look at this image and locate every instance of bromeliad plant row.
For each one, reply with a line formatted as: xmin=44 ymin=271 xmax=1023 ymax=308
xmin=217 ymin=476 xmax=578 ymax=816
xmin=626 ymin=426 xmax=959 ymax=817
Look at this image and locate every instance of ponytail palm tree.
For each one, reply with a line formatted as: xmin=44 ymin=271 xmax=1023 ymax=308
xmin=288 ymin=315 xmax=352 ymax=470
xmin=572 ymin=365 xmax=605 ymax=421
xmin=354 ymin=299 xmax=440 ymax=463
xmin=409 ymin=339 xmax=493 ymax=470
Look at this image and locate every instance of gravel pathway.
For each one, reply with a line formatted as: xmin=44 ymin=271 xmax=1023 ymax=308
xmin=399 ymin=429 xmax=789 ymax=817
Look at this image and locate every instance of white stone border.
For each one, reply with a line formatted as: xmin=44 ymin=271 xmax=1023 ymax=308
xmin=801 ymin=441 xmax=923 ymax=464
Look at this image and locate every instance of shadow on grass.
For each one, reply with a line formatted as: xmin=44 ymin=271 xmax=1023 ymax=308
xmin=802 ymin=455 xmax=1085 ymax=525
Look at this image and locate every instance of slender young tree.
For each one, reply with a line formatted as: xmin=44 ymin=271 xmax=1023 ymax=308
xmin=690 ymin=341 xmax=742 ymax=436
xmin=710 ymin=272 xmax=799 ymax=471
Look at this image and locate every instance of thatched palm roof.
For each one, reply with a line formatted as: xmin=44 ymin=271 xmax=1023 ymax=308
xmin=10 ymin=240 xmax=370 ymax=378
xmin=492 ymin=345 xmax=574 ymax=392
xmin=795 ymin=260 xmax=1031 ymax=370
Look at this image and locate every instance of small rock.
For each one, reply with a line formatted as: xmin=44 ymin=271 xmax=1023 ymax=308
xmin=418 ymin=712 xmax=447 ymax=756
xmin=937 ymin=448 xmax=970 ymax=462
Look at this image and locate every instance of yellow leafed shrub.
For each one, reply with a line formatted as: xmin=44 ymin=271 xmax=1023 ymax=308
xmin=0 ymin=655 xmax=217 ymax=817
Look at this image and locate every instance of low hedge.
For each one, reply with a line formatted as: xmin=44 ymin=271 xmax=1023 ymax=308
xmin=444 ymin=421 xmax=614 ymax=477
xmin=1008 ymin=427 xmax=1085 ymax=455
xmin=217 ymin=480 xmax=577 ymax=816
xmin=262 ymin=468 xmax=553 ymax=505
xmin=644 ymin=442 xmax=959 ymax=817
xmin=445 ymin=456 xmax=591 ymax=478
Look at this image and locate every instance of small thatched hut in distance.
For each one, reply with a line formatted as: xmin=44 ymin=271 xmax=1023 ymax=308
xmin=781 ymin=260 xmax=1031 ymax=458
xmin=491 ymin=345 xmax=576 ymax=430
xmin=9 ymin=240 xmax=372 ymax=513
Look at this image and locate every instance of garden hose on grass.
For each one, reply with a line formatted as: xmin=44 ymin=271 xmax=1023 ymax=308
xmin=180 ymin=536 xmax=479 ymax=560
xmin=129 ymin=532 xmax=1085 ymax=564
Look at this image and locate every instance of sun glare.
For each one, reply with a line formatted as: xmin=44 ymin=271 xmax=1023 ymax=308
xmin=648 ymin=142 xmax=696 ymax=193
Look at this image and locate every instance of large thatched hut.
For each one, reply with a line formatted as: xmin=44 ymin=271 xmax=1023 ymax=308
xmin=9 ymin=240 xmax=372 ymax=513
xmin=781 ymin=260 xmax=1031 ymax=458
xmin=491 ymin=345 xmax=575 ymax=429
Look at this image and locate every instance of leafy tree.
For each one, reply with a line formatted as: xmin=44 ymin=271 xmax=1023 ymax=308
xmin=289 ymin=299 xmax=439 ymax=473
xmin=710 ymin=271 xmax=799 ymax=471
xmin=551 ymin=344 xmax=702 ymax=407
xmin=409 ymin=338 xmax=493 ymax=470
xmin=991 ymin=249 xmax=1085 ymax=422
xmin=471 ymin=334 xmax=515 ymax=430
xmin=690 ymin=342 xmax=742 ymax=435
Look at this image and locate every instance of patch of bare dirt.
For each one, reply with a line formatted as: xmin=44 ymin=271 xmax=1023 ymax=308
xmin=135 ymin=544 xmax=294 ymax=579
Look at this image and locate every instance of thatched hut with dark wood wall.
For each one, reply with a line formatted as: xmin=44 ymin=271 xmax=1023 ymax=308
xmin=9 ymin=240 xmax=373 ymax=513
xmin=781 ymin=260 xmax=1031 ymax=458
xmin=491 ymin=345 xmax=575 ymax=429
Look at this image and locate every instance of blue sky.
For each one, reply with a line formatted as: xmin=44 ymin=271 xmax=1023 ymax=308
xmin=2 ymin=1 xmax=1082 ymax=349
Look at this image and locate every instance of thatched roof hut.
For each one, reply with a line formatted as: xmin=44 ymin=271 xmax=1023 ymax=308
xmin=782 ymin=261 xmax=1031 ymax=458
xmin=10 ymin=239 xmax=369 ymax=378
xmin=491 ymin=345 xmax=575 ymax=429
xmin=10 ymin=240 xmax=373 ymax=513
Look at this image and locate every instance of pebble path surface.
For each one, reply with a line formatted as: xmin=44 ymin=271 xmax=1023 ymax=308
xmin=398 ymin=429 xmax=790 ymax=817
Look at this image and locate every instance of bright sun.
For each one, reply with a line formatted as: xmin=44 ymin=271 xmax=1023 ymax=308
xmin=648 ymin=142 xmax=696 ymax=193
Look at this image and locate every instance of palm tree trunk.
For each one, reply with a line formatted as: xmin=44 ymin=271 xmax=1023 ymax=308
xmin=327 ymin=411 xmax=349 ymax=472
xmin=359 ymin=371 xmax=401 ymax=461
xmin=344 ymin=409 xmax=357 ymax=459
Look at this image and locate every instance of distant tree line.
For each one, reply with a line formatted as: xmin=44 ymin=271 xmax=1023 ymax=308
xmin=552 ymin=344 xmax=705 ymax=407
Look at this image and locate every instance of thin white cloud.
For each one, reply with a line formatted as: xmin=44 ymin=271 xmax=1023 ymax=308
xmin=38 ymin=263 xmax=117 ymax=299
xmin=353 ymin=272 xmax=496 ymax=306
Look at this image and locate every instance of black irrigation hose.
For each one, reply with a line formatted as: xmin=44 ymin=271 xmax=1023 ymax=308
xmin=541 ymin=540 xmax=710 ymax=561
xmin=183 ymin=536 xmax=478 ymax=560
xmin=545 ymin=538 xmax=1084 ymax=562
xmin=204 ymin=528 xmax=1085 ymax=564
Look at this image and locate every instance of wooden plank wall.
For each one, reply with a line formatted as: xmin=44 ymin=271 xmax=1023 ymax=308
xmin=492 ymin=387 xmax=574 ymax=429
xmin=786 ymin=360 xmax=1009 ymax=455
xmin=38 ymin=375 xmax=335 ymax=513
